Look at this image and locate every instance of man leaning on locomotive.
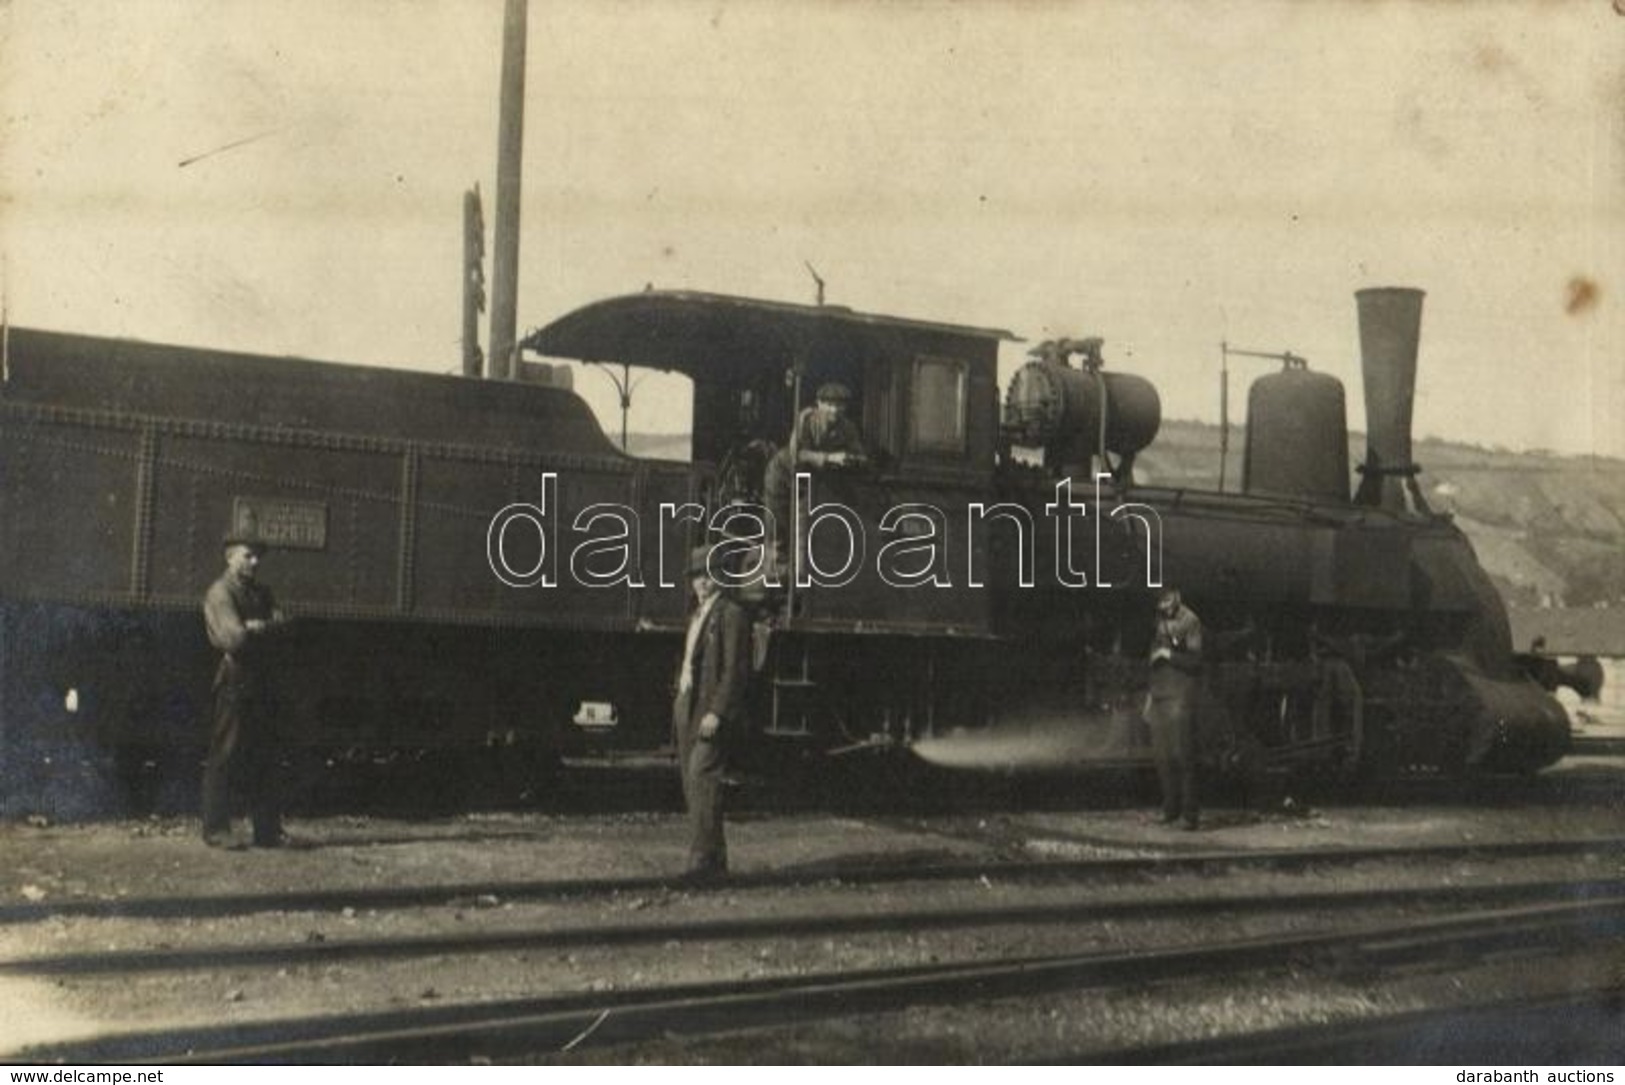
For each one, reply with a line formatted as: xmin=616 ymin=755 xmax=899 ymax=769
xmin=761 ymin=381 xmax=869 ymax=568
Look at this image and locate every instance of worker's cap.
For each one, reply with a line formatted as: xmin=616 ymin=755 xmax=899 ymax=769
xmin=815 ymin=381 xmax=852 ymax=404
xmin=685 ymin=544 xmax=715 ymax=578
xmin=222 ymin=533 xmax=266 ymax=554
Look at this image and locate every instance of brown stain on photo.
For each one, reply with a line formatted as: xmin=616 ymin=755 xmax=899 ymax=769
xmin=1472 ymin=42 xmax=1513 ymax=76
xmin=1565 ymin=276 xmax=1599 ymax=316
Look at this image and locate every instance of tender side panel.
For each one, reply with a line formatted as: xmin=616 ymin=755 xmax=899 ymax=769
xmin=3 ymin=403 xmax=673 ymax=631
xmin=546 ymin=467 xmax=639 ymax=626
xmin=0 ymin=415 xmax=141 ymax=602
xmin=631 ymin=461 xmax=702 ymax=627
xmin=415 ymin=453 xmax=680 ymax=630
xmin=414 ymin=451 xmax=538 ymax=619
xmin=148 ymin=432 xmax=402 ymax=611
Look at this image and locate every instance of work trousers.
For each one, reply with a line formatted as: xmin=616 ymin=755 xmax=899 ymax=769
xmin=201 ymin=661 xmax=283 ymax=845
xmin=1146 ymin=668 xmax=1200 ymax=826
xmin=672 ymin=689 xmax=728 ymax=871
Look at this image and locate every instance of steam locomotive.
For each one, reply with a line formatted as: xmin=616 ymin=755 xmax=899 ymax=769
xmin=0 ymin=287 xmax=1573 ymax=816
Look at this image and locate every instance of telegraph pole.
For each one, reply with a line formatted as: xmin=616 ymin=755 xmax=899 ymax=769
xmin=462 ymin=186 xmax=485 ymax=378
xmin=488 ymin=0 xmax=527 ymax=380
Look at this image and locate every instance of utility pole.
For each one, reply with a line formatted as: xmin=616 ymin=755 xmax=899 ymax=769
xmin=462 ymin=185 xmax=485 ymax=378
xmin=488 ymin=0 xmax=527 ymax=380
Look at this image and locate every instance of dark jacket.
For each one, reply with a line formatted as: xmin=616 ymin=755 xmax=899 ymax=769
xmin=675 ymin=592 xmax=752 ymax=737
xmin=790 ymin=405 xmax=866 ymax=462
xmin=1150 ymin=604 xmax=1204 ymax=676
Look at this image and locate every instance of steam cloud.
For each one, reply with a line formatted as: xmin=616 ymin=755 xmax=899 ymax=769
xmin=911 ymin=703 xmax=1144 ymax=772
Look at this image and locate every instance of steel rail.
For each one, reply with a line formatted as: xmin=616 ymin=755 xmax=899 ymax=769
xmin=3 ymin=834 xmax=1621 ymax=925
xmin=22 ymin=894 xmax=1625 ymax=1064
xmin=1568 ymin=736 xmax=1625 ymax=758
xmin=6 ymin=875 xmax=1623 ymax=978
xmin=1083 ymin=984 xmax=1625 ymax=1064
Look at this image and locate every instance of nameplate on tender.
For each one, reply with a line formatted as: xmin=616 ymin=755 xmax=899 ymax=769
xmin=230 ymin=496 xmax=329 ymax=551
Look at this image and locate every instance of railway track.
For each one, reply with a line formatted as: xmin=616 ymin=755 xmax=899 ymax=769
xmin=6 ymin=809 xmax=1620 ymax=1065
xmin=1568 ymin=735 xmax=1625 ymax=759
xmin=21 ymin=891 xmax=1625 ymax=1064
xmin=5 ymin=876 xmax=1621 ymax=978
xmin=3 ymin=834 xmax=1621 ymax=925
xmin=1082 ymin=985 xmax=1625 ymax=1064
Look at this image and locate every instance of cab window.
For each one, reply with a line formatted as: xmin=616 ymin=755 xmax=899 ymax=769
xmin=909 ymin=355 xmax=967 ymax=454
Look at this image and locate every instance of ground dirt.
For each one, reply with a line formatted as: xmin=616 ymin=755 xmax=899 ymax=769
xmin=2 ymin=753 xmax=1623 ymax=1064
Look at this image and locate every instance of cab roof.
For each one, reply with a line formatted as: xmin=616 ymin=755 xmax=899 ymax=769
xmin=521 ymin=290 xmax=1018 ymax=382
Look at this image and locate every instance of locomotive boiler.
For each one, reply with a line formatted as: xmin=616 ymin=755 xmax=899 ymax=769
xmin=0 ymin=287 xmax=1572 ymax=817
xmin=980 ymin=288 xmax=1570 ymax=778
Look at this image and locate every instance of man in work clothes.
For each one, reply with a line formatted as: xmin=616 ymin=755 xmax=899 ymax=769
xmin=761 ymin=381 xmax=868 ymax=566
xmin=672 ymin=544 xmax=753 ymax=881
xmin=1146 ymin=587 xmax=1205 ymax=830
xmin=201 ymin=535 xmax=291 ymax=848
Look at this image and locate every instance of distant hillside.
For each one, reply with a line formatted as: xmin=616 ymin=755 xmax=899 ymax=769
xmin=623 ymin=433 xmax=690 ymax=461
xmin=628 ymin=422 xmax=1625 ymax=608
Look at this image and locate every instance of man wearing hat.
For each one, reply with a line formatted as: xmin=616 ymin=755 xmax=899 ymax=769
xmin=200 ymin=533 xmax=291 ymax=848
xmin=672 ymin=543 xmax=752 ymax=881
xmin=761 ymin=381 xmax=868 ymax=565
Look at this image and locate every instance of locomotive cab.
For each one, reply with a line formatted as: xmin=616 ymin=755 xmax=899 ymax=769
xmin=526 ymin=290 xmax=1010 ymax=481
xmin=525 ymin=291 xmax=1019 ymax=747
xmin=525 ymin=291 xmax=1015 ymax=623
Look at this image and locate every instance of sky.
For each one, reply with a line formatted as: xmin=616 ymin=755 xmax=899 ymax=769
xmin=2 ymin=0 xmax=1621 ymax=459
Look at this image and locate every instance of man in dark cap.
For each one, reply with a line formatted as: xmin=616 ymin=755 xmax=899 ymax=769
xmin=1145 ymin=586 xmax=1204 ymax=830
xmin=671 ymin=543 xmax=752 ymax=881
xmin=789 ymin=382 xmax=866 ymax=470
xmin=761 ymin=381 xmax=868 ymax=565
xmin=200 ymin=534 xmax=291 ymax=848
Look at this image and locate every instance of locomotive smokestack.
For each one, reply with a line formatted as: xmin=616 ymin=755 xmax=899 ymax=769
xmin=1354 ymin=287 xmax=1425 ymax=511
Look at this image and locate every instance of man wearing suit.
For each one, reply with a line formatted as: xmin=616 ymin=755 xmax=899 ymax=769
xmin=672 ymin=543 xmax=753 ymax=881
